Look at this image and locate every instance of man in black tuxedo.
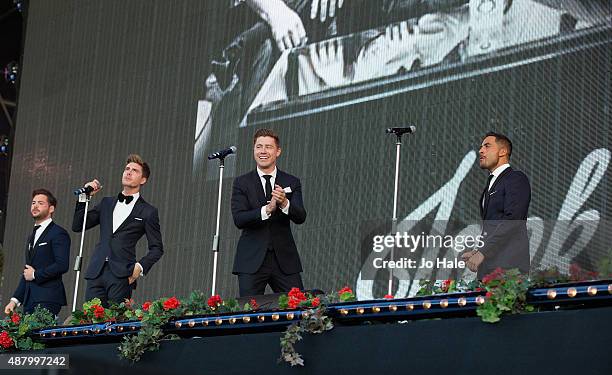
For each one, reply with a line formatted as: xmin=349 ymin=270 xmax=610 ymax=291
xmin=4 ymin=189 xmax=71 ymax=316
xmin=462 ymin=132 xmax=531 ymax=279
xmin=72 ymin=154 xmax=163 ymax=307
xmin=231 ymin=128 xmax=307 ymax=296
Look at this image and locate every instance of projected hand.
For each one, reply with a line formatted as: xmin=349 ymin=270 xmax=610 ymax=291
xmin=353 ymin=21 xmax=415 ymax=81
xmin=267 ymin=2 xmax=307 ymax=51
xmin=310 ymin=39 xmax=345 ymax=87
xmin=381 ymin=21 xmax=414 ymax=62
xmin=416 ymin=11 xmax=467 ymax=66
xmin=385 ymin=21 xmax=410 ymax=42
xmin=245 ymin=0 xmax=307 ymax=51
xmin=310 ymin=0 xmax=345 ymax=22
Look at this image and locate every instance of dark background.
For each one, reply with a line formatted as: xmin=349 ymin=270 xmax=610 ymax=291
xmin=0 ymin=0 xmax=23 ymax=244
xmin=0 ymin=0 xmax=610 ymax=316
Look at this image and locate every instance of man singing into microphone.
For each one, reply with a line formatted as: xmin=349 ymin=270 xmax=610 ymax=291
xmin=231 ymin=129 xmax=307 ymax=296
xmin=72 ymin=154 xmax=163 ymax=307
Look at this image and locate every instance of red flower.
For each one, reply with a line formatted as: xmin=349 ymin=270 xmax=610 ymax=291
xmin=288 ymin=298 xmax=300 ymax=309
xmin=485 ymin=291 xmax=493 ymax=298
xmin=93 ymin=305 xmax=105 ymax=319
xmin=441 ymin=279 xmax=452 ymax=292
xmin=249 ymin=299 xmax=259 ymax=310
xmin=338 ymin=287 xmax=353 ymax=295
xmin=482 ymin=267 xmax=505 ymax=284
xmin=288 ymin=288 xmax=305 ymax=299
xmin=142 ymin=301 xmax=152 ymax=311
xmin=383 ymin=294 xmax=394 ymax=299
xmin=207 ymin=295 xmax=223 ymax=308
xmin=311 ymin=297 xmax=320 ymax=307
xmin=286 ymin=288 xmax=308 ymax=309
xmin=0 ymin=331 xmax=13 ymax=349
xmin=475 ymin=287 xmax=484 ymax=292
xmin=163 ymin=296 xmax=181 ymax=310
xmin=10 ymin=313 xmax=20 ymax=325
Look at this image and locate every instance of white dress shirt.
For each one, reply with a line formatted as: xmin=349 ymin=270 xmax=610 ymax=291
xmin=488 ymin=163 xmax=511 ymax=190
xmin=482 ymin=163 xmax=511 ymax=208
xmin=32 ymin=217 xmax=53 ymax=247
xmin=257 ymin=167 xmax=290 ymax=220
xmin=113 ymin=192 xmax=139 ymax=232
xmin=112 ymin=192 xmax=144 ymax=276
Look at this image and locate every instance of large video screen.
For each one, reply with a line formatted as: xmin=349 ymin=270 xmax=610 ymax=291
xmin=2 ymin=0 xmax=611 ymax=312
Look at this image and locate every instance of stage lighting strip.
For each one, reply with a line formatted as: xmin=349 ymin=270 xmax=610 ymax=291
xmin=37 ymin=323 xmax=109 ymax=339
xmin=327 ymin=292 xmax=485 ymax=320
xmin=527 ymin=281 xmax=612 ymax=306
xmin=35 ymin=310 xmax=310 ymax=339
xmin=170 ymin=309 xmax=309 ymax=330
xmin=34 ymin=281 xmax=612 ymax=341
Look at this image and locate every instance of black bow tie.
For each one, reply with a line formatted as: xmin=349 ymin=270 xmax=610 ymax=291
xmin=118 ymin=193 xmax=134 ymax=204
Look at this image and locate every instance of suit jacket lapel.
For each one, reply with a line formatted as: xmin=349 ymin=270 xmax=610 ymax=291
xmin=109 ymin=196 xmax=119 ymax=229
xmin=275 ymin=169 xmax=287 ymax=189
xmin=483 ymin=167 xmax=513 ymax=217
xmin=111 ymin=196 xmax=119 ymax=211
xmin=489 ymin=167 xmax=513 ymax=194
xmin=29 ymin=222 xmax=54 ymax=263
xmin=25 ymin=233 xmax=32 ymax=264
xmin=251 ymin=170 xmax=267 ymax=206
xmin=480 ymin=188 xmax=486 ymax=219
xmin=114 ymin=197 xmax=145 ymax=233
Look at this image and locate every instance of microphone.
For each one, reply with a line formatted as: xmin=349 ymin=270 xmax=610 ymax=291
xmin=208 ymin=146 xmax=237 ymax=160
xmin=386 ymin=126 xmax=416 ymax=135
xmin=73 ymin=185 xmax=98 ymax=196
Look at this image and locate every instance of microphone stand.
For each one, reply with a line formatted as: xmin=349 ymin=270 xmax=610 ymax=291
xmin=387 ymin=130 xmax=410 ymax=297
xmin=72 ymin=193 xmax=91 ymax=312
xmin=210 ymin=156 xmax=226 ymax=296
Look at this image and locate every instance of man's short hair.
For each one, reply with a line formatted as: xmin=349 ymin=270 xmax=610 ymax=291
xmin=32 ymin=188 xmax=57 ymax=208
xmin=126 ymin=154 xmax=150 ymax=179
xmin=484 ymin=131 xmax=513 ymax=157
xmin=253 ymin=128 xmax=280 ymax=148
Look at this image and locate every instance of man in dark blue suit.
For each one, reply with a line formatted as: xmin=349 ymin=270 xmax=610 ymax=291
xmin=463 ymin=132 xmax=531 ymax=279
xmin=231 ymin=129 xmax=307 ymax=296
xmin=4 ymin=189 xmax=71 ymax=316
xmin=72 ymin=154 xmax=163 ymax=307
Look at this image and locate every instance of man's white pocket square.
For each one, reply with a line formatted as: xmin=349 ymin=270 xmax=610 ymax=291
xmin=489 ymin=191 xmax=497 ymax=196
xmin=38 ymin=242 xmax=47 ymax=246
xmin=283 ymin=187 xmax=292 ymax=194
xmin=134 ymin=217 xmax=143 ymax=221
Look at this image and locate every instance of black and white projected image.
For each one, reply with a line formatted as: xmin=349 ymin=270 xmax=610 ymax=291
xmin=194 ymin=0 xmax=610 ymax=175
